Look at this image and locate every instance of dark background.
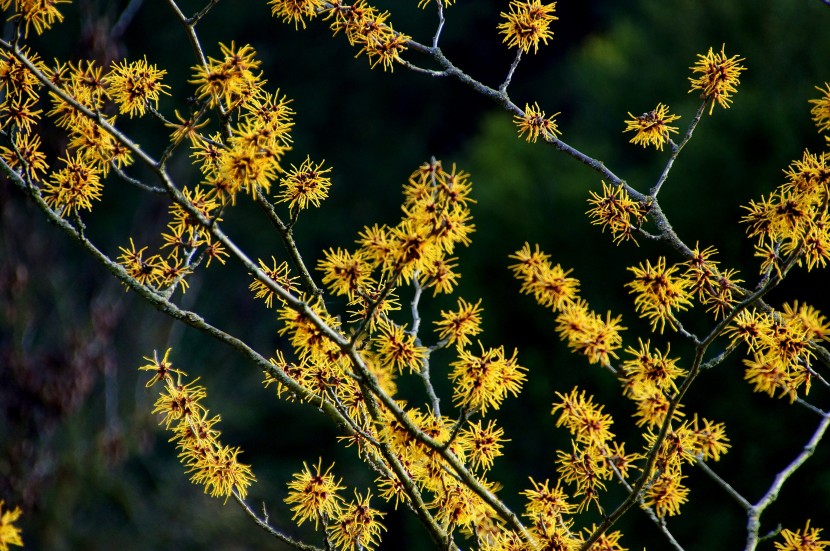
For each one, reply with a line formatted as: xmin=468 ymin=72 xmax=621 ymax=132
xmin=2 ymin=0 xmax=830 ymax=549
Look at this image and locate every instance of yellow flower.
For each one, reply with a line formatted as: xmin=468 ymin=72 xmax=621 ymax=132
xmin=642 ymin=472 xmax=689 ymax=517
xmin=555 ymin=441 xmax=609 ymax=512
xmin=360 ymin=24 xmax=410 ymax=72
xmin=551 ymin=387 xmax=615 ymax=446
xmin=690 ymin=415 xmax=730 ymax=462
xmin=623 ymin=103 xmax=680 ymax=150
xmin=586 ymin=181 xmax=649 ymax=245
xmin=0 ymin=95 xmax=42 ymax=134
xmin=514 ymin=102 xmax=561 ymax=142
xmin=249 ymin=257 xmax=298 ymax=308
xmin=554 ymin=300 xmax=625 ymax=366
xmin=4 ymin=0 xmax=70 ymax=37
xmin=621 ymin=339 xmax=687 ymax=394
xmin=278 ymin=156 xmax=333 ymax=210
xmin=189 ymin=42 xmax=263 ymax=110
xmin=326 ymin=1 xmax=385 ymax=46
xmin=185 ymin=444 xmax=256 ymax=501
xmin=268 ymin=0 xmax=327 ymax=29
xmin=374 ymin=319 xmax=427 ymax=373
xmin=152 ymin=377 xmax=208 ymax=429
xmin=450 ymin=342 xmax=525 ymax=414
xmin=458 ymin=420 xmax=508 ymax=471
xmin=688 ymin=44 xmax=746 ymax=114
xmin=509 ymin=243 xmax=579 ymax=311
xmin=317 ymin=247 xmax=374 ymax=299
xmin=0 ymin=131 xmax=48 ymax=180
xmin=809 ymin=83 xmax=830 ymax=133
xmin=0 ymin=46 xmax=46 ymax=100
xmin=498 ymin=0 xmax=558 ymax=54
xmin=329 ymin=491 xmax=386 ymax=551
xmin=775 ymin=520 xmax=830 ymax=551
xmin=347 ymin=282 xmax=400 ymax=331
xmin=138 ymin=348 xmax=186 ymax=388
xmin=104 ymin=56 xmax=170 ymax=117
xmin=42 ymin=152 xmax=103 ymax=215
xmin=285 ymin=459 xmax=345 ymax=529
xmin=521 ymin=478 xmax=574 ymax=522
xmin=118 ymin=238 xmax=161 ymax=287
xmin=0 ymin=500 xmax=23 ymax=551
xmin=434 ymin=297 xmax=484 ymax=349
xmin=625 ymin=257 xmax=693 ymax=333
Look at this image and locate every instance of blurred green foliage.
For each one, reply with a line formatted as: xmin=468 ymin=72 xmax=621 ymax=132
xmin=2 ymin=0 xmax=830 ymax=549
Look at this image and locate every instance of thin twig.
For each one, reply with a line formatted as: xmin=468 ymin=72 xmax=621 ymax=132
xmin=696 ymin=459 xmax=752 ymax=510
xmin=233 ymin=492 xmax=323 ymax=551
xmin=744 ymin=410 xmax=830 ymax=551
xmin=110 ymin=162 xmax=166 ymax=193
xmin=499 ymin=50 xmax=522 ymax=95
xmin=432 ymin=0 xmax=446 ymax=49
xmin=650 ymin=101 xmax=707 ymax=197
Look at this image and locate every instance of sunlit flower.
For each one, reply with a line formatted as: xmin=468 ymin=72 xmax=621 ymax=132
xmin=0 ymin=500 xmax=23 ymax=550
xmin=434 ymin=297 xmax=484 ymax=348
xmin=268 ymin=0 xmax=327 ymax=29
xmin=515 ymin=102 xmax=561 ymax=142
xmin=623 ymin=103 xmax=680 ymax=150
xmin=249 ymin=257 xmax=298 ymax=307
xmin=374 ymin=319 xmax=427 ymax=373
xmin=586 ymin=181 xmax=649 ymax=245
xmin=643 ymin=472 xmax=689 ymax=517
xmin=186 ymin=444 xmax=256 ymax=501
xmin=285 ymin=459 xmax=344 ymax=528
xmin=329 ymin=491 xmax=386 ymax=551
xmin=626 ymin=257 xmax=693 ymax=333
xmin=458 ymin=420 xmax=508 ymax=471
xmin=809 ymin=83 xmax=830 ymax=133
xmin=104 ymin=56 xmax=170 ymax=117
xmin=509 ymin=243 xmax=579 ymax=311
xmin=42 ymin=152 xmax=103 ymax=215
xmin=4 ymin=0 xmax=70 ymax=37
xmin=775 ymin=520 xmax=830 ymax=551
xmin=450 ymin=342 xmax=525 ymax=414
xmin=498 ymin=0 xmax=558 ymax=54
xmin=138 ymin=348 xmax=186 ymax=388
xmin=689 ymin=44 xmax=746 ymax=114
xmin=0 ymin=131 xmax=48 ymax=179
xmin=278 ymin=156 xmax=333 ymax=209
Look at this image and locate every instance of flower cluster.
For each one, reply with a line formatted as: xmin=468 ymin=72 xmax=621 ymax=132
xmin=549 ymin=388 xmax=641 ymax=514
xmin=285 ymin=461 xmax=387 ymax=550
xmin=726 ymin=303 xmax=829 ymax=401
xmin=268 ymin=0 xmax=410 ymax=71
xmin=450 ymin=343 xmax=525 ymax=414
xmin=742 ymin=149 xmax=830 ymax=274
xmin=118 ymin=185 xmax=230 ymax=294
xmin=511 ymin=243 xmax=625 ymax=366
xmin=641 ymin=415 xmax=729 ymax=516
xmin=138 ymin=350 xmax=256 ymax=501
xmin=248 ymin=159 xmax=528 ymax=542
xmin=626 ymin=257 xmax=694 ymax=333
xmin=682 ymin=244 xmax=744 ymax=319
xmin=586 ymin=181 xmax=650 ymax=245
xmin=620 ymin=339 xmax=687 ymax=427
